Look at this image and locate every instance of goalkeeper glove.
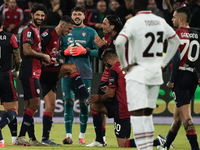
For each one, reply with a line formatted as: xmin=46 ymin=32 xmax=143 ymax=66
xmin=59 ymin=43 xmax=74 ymax=56
xmin=71 ymin=43 xmax=90 ymax=56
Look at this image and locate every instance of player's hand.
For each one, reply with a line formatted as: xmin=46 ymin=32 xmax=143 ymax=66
xmin=94 ymin=35 xmax=106 ymax=48
xmin=71 ymin=43 xmax=89 ymax=56
xmin=63 ymin=43 xmax=74 ymax=56
xmin=166 ymin=81 xmax=174 ymax=89
xmin=42 ymin=54 xmax=51 ymax=64
xmin=123 ymin=63 xmax=137 ymax=73
xmin=11 ymin=69 xmax=19 ymax=80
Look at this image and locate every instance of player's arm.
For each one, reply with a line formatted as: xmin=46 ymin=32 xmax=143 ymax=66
xmin=167 ymin=49 xmax=180 ymax=89
xmin=161 ymin=34 xmax=180 ymax=69
xmin=23 ymin=43 xmax=50 ymax=64
xmin=115 ymin=34 xmax=128 ymax=69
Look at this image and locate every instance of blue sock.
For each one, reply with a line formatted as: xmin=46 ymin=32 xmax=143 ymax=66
xmin=0 ymin=110 xmax=17 ymax=140
xmin=28 ymin=117 xmax=36 ymax=141
xmin=19 ymin=113 xmax=31 ymax=137
xmin=8 ymin=117 xmax=17 ymax=136
xmin=42 ymin=112 xmax=53 ymax=141
xmin=92 ymin=113 xmax=103 ymax=143
xmin=164 ymin=130 xmax=177 ymax=148
xmin=186 ymin=133 xmax=199 ymax=150
xmin=70 ymin=72 xmax=89 ymax=98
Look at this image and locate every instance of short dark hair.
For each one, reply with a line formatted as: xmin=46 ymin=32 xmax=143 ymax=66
xmin=71 ymin=7 xmax=85 ymax=14
xmin=106 ymin=15 xmax=123 ymax=33
xmin=31 ymin=3 xmax=47 ymax=15
xmin=101 ymin=48 xmax=118 ymax=61
xmin=134 ymin=0 xmax=149 ymax=13
xmin=175 ymin=6 xmax=191 ymax=23
xmin=0 ymin=15 xmax=4 ymax=27
xmin=60 ymin=15 xmax=75 ymax=24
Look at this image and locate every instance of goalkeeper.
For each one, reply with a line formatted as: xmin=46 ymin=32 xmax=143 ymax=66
xmin=59 ymin=7 xmax=98 ymax=145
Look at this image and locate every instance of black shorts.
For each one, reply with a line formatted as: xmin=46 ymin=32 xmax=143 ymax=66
xmin=40 ymin=64 xmax=62 ymax=97
xmin=97 ymin=81 xmax=108 ymax=94
xmin=114 ymin=118 xmax=130 ymax=139
xmin=20 ymin=77 xmax=41 ymax=100
xmin=172 ymin=71 xmax=198 ymax=107
xmin=0 ymin=71 xmax=17 ymax=102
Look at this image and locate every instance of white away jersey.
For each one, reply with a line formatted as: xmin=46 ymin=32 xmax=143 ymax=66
xmin=119 ymin=11 xmax=176 ymax=85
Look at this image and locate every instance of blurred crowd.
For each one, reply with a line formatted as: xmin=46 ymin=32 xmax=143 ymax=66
xmin=0 ymin=0 xmax=199 ymax=35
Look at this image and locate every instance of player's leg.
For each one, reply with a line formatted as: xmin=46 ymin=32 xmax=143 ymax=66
xmin=0 ymin=72 xmax=18 ymax=147
xmin=89 ymin=81 xmax=108 ymax=146
xmin=62 ymin=77 xmax=75 ymax=144
xmin=8 ymin=117 xmax=17 ymax=145
xmin=78 ymin=79 xmax=91 ymax=144
xmin=59 ymin=64 xmax=89 ymax=99
xmin=114 ymin=118 xmax=130 ymax=147
xmin=17 ymin=78 xmax=41 ymax=146
xmin=127 ymin=81 xmax=158 ymax=150
xmin=86 ymin=101 xmax=108 ymax=147
xmin=102 ymin=114 xmax=106 ymax=145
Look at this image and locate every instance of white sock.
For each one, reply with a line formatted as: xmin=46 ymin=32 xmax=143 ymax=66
xmin=144 ymin=115 xmax=154 ymax=150
xmin=79 ymin=133 xmax=85 ymax=139
xmin=66 ymin=133 xmax=72 ymax=138
xmin=0 ymin=139 xmax=5 ymax=144
xmin=103 ymin=136 xmax=106 ymax=142
xmin=12 ymin=136 xmax=17 ymax=144
xmin=131 ymin=116 xmax=154 ymax=150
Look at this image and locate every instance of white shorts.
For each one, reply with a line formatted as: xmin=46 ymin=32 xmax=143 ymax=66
xmin=126 ymin=80 xmax=160 ymax=111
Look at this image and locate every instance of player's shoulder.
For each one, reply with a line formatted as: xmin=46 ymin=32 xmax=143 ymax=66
xmin=111 ymin=62 xmax=121 ymax=72
xmin=83 ymin=25 xmax=96 ymax=32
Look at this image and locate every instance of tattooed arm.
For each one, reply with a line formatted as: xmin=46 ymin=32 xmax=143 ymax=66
xmin=12 ymin=48 xmax=21 ymax=79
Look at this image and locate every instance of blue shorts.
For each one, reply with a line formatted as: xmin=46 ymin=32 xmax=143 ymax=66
xmin=61 ymin=76 xmax=91 ymax=101
xmin=20 ymin=77 xmax=41 ymax=100
xmin=172 ymin=71 xmax=198 ymax=107
xmin=0 ymin=71 xmax=18 ymax=102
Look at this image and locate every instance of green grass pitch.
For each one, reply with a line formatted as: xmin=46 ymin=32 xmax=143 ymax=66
xmin=2 ymin=123 xmax=200 ymax=150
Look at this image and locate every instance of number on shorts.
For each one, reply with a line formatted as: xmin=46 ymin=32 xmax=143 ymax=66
xmin=114 ymin=122 xmax=121 ymax=132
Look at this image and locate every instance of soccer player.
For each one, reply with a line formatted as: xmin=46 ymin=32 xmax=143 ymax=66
xmin=115 ymin=0 xmax=180 ymax=150
xmin=60 ymin=7 xmax=98 ymax=145
xmin=40 ymin=15 xmax=91 ymax=145
xmin=87 ymin=14 xmax=123 ymax=147
xmin=15 ymin=3 xmax=51 ymax=146
xmin=0 ymin=15 xmax=21 ymax=147
xmin=157 ymin=7 xmax=200 ymax=150
xmin=87 ymin=49 xmax=131 ymax=147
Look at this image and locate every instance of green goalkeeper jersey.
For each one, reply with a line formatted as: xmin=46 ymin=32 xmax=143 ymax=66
xmin=60 ymin=25 xmax=98 ymax=79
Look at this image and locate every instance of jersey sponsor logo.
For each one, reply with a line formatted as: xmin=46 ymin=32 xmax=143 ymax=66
xmin=27 ymin=31 xmax=31 ymax=38
xmin=109 ymin=77 xmax=114 ymax=84
xmin=82 ymin=32 xmax=86 ymax=37
xmin=42 ymin=32 xmax=48 ymax=37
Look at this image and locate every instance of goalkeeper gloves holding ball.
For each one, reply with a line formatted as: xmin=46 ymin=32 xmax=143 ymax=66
xmin=59 ymin=43 xmax=74 ymax=56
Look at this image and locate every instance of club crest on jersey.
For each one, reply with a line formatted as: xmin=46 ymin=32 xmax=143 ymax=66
xmin=42 ymin=32 xmax=48 ymax=37
xmin=82 ymin=32 xmax=86 ymax=37
xmin=27 ymin=31 xmax=31 ymax=38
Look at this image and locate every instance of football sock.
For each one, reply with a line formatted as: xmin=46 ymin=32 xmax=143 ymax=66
xmin=79 ymin=101 xmax=88 ymax=133
xmin=42 ymin=112 xmax=53 ymax=141
xmin=8 ymin=116 xmax=17 ymax=137
xmin=186 ymin=130 xmax=199 ymax=150
xmin=79 ymin=133 xmax=85 ymax=139
xmin=91 ymin=108 xmax=103 ymax=143
xmin=125 ymin=139 xmax=136 ymax=147
xmin=102 ymin=125 xmax=106 ymax=137
xmin=130 ymin=115 xmax=154 ymax=150
xmin=19 ymin=107 xmax=35 ymax=137
xmin=64 ymin=99 xmax=74 ymax=135
xmin=164 ymin=130 xmax=177 ymax=149
xmin=66 ymin=133 xmax=72 ymax=138
xmin=70 ymin=72 xmax=89 ymax=99
xmin=0 ymin=110 xmax=17 ymax=141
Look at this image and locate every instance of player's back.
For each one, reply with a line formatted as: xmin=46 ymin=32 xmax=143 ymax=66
xmin=176 ymin=27 xmax=200 ymax=72
xmin=121 ymin=11 xmax=176 ymax=85
xmin=0 ymin=31 xmax=17 ymax=72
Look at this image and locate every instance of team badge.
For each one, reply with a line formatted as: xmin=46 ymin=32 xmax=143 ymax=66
xmin=42 ymin=32 xmax=48 ymax=37
xmin=36 ymin=89 xmax=40 ymax=94
xmin=82 ymin=32 xmax=86 ymax=37
xmin=27 ymin=31 xmax=31 ymax=38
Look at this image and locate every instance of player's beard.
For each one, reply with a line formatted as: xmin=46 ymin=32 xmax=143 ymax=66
xmin=74 ymin=18 xmax=83 ymax=26
xmin=33 ymin=18 xmax=44 ymax=27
